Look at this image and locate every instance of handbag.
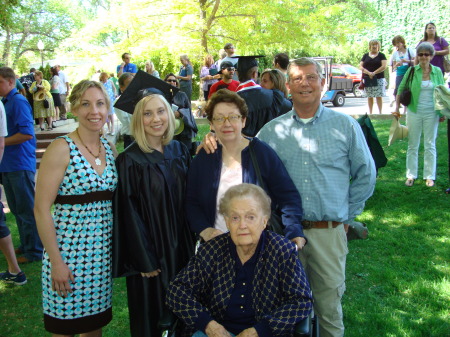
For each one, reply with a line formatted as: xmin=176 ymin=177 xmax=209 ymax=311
xmin=43 ymin=98 xmax=50 ymax=109
xmin=364 ymin=77 xmax=378 ymax=87
xmin=248 ymin=141 xmax=284 ymax=235
xmin=440 ymin=38 xmax=450 ymax=72
xmin=399 ymin=67 xmax=415 ymax=106
xmin=358 ymin=74 xmax=365 ymax=90
xmin=444 ymin=55 xmax=450 ymax=73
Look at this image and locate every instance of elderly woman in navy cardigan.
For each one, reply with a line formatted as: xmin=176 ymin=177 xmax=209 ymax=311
xmin=185 ymin=89 xmax=306 ymax=249
xmin=167 ymin=184 xmax=313 ymax=337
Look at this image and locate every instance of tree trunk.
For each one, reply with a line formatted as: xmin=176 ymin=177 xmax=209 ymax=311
xmin=1 ymin=28 xmax=11 ymax=66
xmin=199 ymin=0 xmax=208 ymax=53
xmin=12 ymin=31 xmax=30 ymax=69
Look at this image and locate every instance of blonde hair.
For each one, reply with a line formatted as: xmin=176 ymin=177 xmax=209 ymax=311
xmin=204 ymin=54 xmax=214 ymax=67
xmin=69 ymin=80 xmax=111 ymax=112
xmin=34 ymin=70 xmax=43 ymax=78
xmin=145 ymin=61 xmax=155 ymax=73
xmin=131 ymin=94 xmax=175 ymax=153
xmin=260 ymin=69 xmax=288 ymax=98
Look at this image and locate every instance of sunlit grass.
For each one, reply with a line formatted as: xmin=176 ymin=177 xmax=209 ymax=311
xmin=0 ymin=120 xmax=448 ymax=336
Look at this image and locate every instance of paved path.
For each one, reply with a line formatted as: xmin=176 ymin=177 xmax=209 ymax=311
xmin=192 ymin=95 xmax=400 ymax=125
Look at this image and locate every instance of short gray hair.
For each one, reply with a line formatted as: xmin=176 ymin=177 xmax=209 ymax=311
xmin=287 ymin=58 xmax=324 ymax=81
xmin=218 ymin=183 xmax=271 ymax=218
xmin=417 ymin=42 xmax=435 ymax=57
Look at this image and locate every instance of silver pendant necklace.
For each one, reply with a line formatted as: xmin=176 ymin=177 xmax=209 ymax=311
xmin=76 ymin=129 xmax=102 ymax=166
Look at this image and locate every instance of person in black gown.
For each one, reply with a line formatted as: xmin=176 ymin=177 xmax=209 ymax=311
xmin=233 ymin=55 xmax=285 ymax=137
xmin=113 ymin=92 xmax=195 ymax=337
xmin=164 ymin=73 xmax=198 ymax=154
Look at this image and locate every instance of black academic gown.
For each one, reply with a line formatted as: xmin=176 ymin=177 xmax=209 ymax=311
xmin=113 ymin=141 xmax=195 ymax=337
xmin=172 ymin=91 xmax=198 ymax=151
xmin=239 ymin=87 xmax=284 ymax=137
xmin=280 ymin=96 xmax=293 ymax=115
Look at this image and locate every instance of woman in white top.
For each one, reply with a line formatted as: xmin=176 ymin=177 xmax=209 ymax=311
xmin=391 ymin=35 xmax=416 ymax=97
xmin=145 ymin=60 xmax=160 ymax=78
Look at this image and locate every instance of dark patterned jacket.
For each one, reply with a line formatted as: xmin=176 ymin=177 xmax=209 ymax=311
xmin=166 ymin=231 xmax=312 ymax=337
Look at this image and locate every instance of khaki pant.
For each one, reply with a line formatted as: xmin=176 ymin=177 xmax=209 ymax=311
xmin=299 ymin=224 xmax=348 ymax=337
xmin=59 ymin=93 xmax=68 ymax=119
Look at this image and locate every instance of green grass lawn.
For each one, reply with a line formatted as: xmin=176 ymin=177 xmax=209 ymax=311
xmin=0 ymin=120 xmax=449 ymax=336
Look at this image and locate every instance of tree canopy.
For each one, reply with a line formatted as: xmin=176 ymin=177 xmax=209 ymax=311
xmin=0 ymin=0 xmax=84 ymax=68
xmin=2 ymin=0 xmax=449 ymax=80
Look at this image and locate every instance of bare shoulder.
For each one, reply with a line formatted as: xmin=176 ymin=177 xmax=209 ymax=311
xmin=40 ymin=137 xmax=70 ymax=170
xmin=108 ymin=141 xmax=118 ymax=158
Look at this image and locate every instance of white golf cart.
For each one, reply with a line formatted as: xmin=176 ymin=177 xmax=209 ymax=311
xmin=312 ymin=56 xmax=353 ymax=107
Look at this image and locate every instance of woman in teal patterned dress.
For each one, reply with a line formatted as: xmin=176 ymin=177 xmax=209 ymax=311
xmin=34 ymin=80 xmax=118 ymax=336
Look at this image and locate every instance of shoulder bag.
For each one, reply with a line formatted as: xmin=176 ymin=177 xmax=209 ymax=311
xmin=399 ymin=67 xmax=415 ymax=106
xmin=248 ymin=141 xmax=284 ymax=235
xmin=43 ymin=80 xmax=50 ymax=109
xmin=440 ymin=38 xmax=450 ymax=72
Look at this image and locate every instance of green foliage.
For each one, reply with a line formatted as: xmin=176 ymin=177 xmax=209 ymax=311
xmin=38 ymin=63 xmax=52 ymax=80
xmin=5 ymin=0 xmax=450 ymax=93
xmin=0 ymin=0 xmax=84 ymax=67
xmin=365 ymin=0 xmax=450 ymax=53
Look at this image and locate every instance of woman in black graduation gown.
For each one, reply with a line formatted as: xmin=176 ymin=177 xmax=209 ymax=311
xmin=113 ymin=93 xmax=195 ymax=337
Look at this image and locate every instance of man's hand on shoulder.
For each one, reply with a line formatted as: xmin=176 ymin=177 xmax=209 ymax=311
xmin=196 ymin=132 xmax=218 ymax=155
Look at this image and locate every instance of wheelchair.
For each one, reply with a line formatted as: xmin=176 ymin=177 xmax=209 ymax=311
xmin=159 ymin=310 xmax=319 ymax=337
xmin=294 ymin=311 xmax=319 ymax=337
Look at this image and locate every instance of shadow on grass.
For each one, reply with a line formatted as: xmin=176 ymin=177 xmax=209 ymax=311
xmin=343 ymin=120 xmax=449 ymax=337
xmin=0 ymin=120 xmax=448 ymax=336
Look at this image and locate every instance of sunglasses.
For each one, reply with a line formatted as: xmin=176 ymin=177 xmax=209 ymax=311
xmin=166 ymin=79 xmax=177 ymax=83
xmin=418 ymin=53 xmax=431 ymax=57
xmin=222 ymin=67 xmax=235 ymax=72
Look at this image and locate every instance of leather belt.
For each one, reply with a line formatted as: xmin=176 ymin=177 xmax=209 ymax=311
xmin=302 ymin=220 xmax=342 ymax=229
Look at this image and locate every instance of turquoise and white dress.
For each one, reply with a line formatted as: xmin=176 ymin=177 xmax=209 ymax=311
xmin=42 ymin=135 xmax=117 ymax=335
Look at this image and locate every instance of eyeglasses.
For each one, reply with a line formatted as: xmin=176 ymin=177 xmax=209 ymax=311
xmin=166 ymin=79 xmax=177 ymax=83
xmin=418 ymin=53 xmax=431 ymax=57
xmin=212 ymin=115 xmax=242 ymax=124
xmin=291 ymin=74 xmax=320 ymax=84
xmin=222 ymin=67 xmax=235 ymax=72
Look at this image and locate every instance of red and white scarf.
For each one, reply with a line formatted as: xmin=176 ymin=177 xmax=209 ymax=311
xmin=236 ymin=80 xmax=261 ymax=92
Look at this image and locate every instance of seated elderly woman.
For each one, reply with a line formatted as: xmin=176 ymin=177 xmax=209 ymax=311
xmin=166 ymin=183 xmax=313 ymax=337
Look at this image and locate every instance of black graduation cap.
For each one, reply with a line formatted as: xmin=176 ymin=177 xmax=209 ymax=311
xmin=114 ymin=70 xmax=179 ymax=114
xmin=232 ymin=55 xmax=265 ymax=74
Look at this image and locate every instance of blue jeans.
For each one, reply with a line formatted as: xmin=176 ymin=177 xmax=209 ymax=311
xmin=0 ymin=189 xmax=10 ymax=239
xmin=1 ymin=170 xmax=43 ymax=260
